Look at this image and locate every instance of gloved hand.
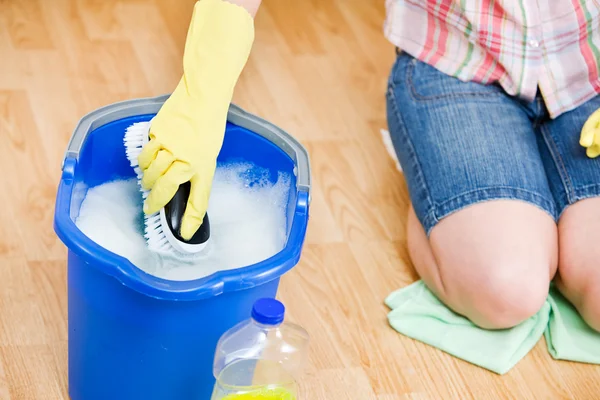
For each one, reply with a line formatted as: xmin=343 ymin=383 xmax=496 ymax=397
xmin=138 ymin=0 xmax=254 ymax=240
xmin=580 ymin=108 xmax=600 ymax=158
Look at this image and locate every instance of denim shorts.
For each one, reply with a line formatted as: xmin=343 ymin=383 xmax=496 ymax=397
xmin=385 ymin=51 xmax=600 ymax=236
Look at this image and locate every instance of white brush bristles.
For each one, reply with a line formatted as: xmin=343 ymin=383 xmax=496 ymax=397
xmin=123 ymin=121 xmax=191 ymax=258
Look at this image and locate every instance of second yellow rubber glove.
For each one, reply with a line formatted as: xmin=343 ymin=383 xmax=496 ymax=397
xmin=138 ymin=0 xmax=254 ymax=240
xmin=580 ymin=108 xmax=600 ymax=158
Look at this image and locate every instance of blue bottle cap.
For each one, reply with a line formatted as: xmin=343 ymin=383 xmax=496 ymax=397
xmin=251 ymin=298 xmax=285 ymax=325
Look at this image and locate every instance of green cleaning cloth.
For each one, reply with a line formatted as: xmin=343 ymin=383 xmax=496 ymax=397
xmin=385 ymin=280 xmax=600 ymax=374
xmin=545 ymin=285 xmax=600 ymax=364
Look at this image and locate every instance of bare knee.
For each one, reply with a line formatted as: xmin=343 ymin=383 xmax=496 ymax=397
xmin=557 ymin=252 xmax=600 ymax=331
xmin=454 ymin=267 xmax=550 ymax=329
xmin=556 ymin=198 xmax=600 ymax=331
xmin=578 ymin=287 xmax=600 ymax=332
xmin=558 ymin=199 xmax=600 ymax=331
xmin=408 ymin=200 xmax=557 ymax=330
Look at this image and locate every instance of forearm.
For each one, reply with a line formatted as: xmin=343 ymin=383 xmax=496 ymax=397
xmin=226 ymin=0 xmax=262 ymax=18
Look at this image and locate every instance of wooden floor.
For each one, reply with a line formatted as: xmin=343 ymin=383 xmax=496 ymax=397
xmin=1 ymin=0 xmax=599 ymax=398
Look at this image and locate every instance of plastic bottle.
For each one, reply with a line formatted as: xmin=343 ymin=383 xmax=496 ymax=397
xmin=210 ymin=298 xmax=310 ymax=400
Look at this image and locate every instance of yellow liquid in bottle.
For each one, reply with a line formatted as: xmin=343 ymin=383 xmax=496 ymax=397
xmin=212 ymin=359 xmax=298 ymax=400
xmin=221 ymin=386 xmax=296 ymax=400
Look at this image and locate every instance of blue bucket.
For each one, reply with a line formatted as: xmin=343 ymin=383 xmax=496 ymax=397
xmin=53 ymin=95 xmax=311 ymax=400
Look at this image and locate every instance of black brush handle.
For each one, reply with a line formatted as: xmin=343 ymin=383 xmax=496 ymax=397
xmin=164 ymin=182 xmax=210 ymax=244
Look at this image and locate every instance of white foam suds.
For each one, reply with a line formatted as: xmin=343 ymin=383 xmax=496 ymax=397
xmin=75 ymin=163 xmax=290 ymax=281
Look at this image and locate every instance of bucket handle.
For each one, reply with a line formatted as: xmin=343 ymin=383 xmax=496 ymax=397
xmin=62 ymin=95 xmax=311 ymax=202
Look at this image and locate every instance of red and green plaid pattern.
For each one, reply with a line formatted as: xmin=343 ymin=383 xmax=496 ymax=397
xmin=384 ymin=0 xmax=600 ymax=118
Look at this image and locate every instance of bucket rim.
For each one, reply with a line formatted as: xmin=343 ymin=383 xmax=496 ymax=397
xmin=54 ymin=95 xmax=311 ymax=301
xmin=62 ymin=95 xmax=311 ymax=197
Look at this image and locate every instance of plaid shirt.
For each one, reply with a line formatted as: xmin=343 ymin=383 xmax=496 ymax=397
xmin=384 ymin=0 xmax=600 ymax=118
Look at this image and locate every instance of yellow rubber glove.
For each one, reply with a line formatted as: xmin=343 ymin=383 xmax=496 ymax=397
xmin=580 ymin=108 xmax=600 ymax=158
xmin=138 ymin=0 xmax=254 ymax=240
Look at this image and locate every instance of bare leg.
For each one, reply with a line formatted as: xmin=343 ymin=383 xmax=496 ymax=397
xmin=407 ymin=200 xmax=558 ymax=329
xmin=555 ymin=197 xmax=600 ymax=332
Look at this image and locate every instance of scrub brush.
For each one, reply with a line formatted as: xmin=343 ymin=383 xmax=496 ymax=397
xmin=124 ymin=119 xmax=211 ymax=258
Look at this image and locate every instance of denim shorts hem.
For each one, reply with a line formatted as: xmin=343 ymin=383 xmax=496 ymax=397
xmin=421 ymin=187 xmax=558 ymax=236
xmin=556 ymin=183 xmax=600 ymax=219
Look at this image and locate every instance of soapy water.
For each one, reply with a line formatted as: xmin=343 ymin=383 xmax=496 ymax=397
xmin=75 ymin=162 xmax=291 ymax=281
xmin=212 ymin=359 xmax=297 ymax=400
